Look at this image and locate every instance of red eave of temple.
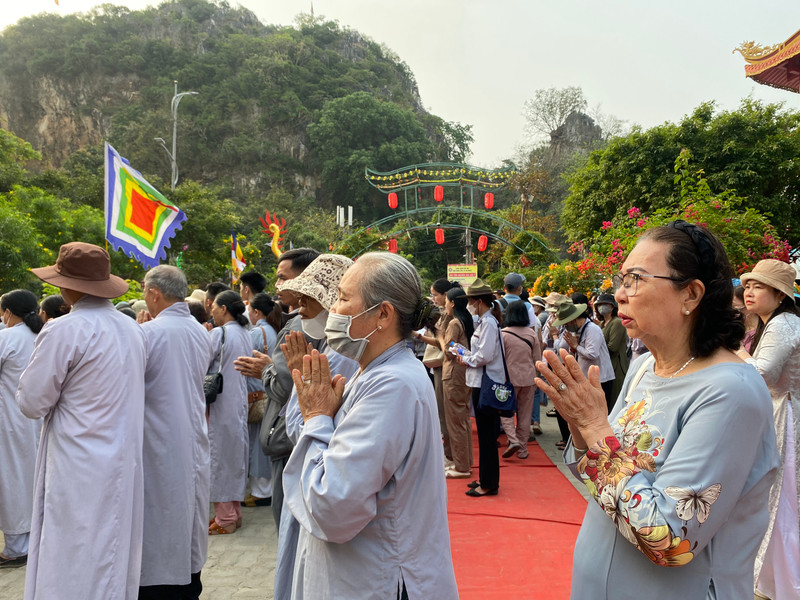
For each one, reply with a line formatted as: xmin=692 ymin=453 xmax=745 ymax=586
xmin=742 ymin=28 xmax=800 ymax=93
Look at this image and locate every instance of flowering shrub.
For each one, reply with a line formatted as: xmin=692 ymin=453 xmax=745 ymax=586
xmin=533 ymin=151 xmax=792 ymax=295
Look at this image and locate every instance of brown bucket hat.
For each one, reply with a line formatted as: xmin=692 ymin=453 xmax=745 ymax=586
xmin=32 ymin=242 xmax=129 ymax=299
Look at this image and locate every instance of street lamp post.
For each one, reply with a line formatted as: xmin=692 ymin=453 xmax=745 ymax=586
xmin=155 ymin=80 xmax=198 ymax=190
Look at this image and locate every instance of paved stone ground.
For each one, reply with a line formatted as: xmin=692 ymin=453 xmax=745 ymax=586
xmin=0 ymin=503 xmax=279 ymax=599
xmin=0 ymin=413 xmax=572 ymax=600
xmin=0 ymin=412 xmax=762 ymax=599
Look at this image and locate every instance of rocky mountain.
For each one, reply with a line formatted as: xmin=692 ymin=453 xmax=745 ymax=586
xmin=0 ymin=0 xmax=469 ymax=219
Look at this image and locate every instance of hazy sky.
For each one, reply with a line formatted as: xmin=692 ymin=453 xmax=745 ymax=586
xmin=3 ymin=1 xmax=800 ymax=167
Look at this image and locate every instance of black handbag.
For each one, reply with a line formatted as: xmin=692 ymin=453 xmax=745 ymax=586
xmin=260 ymin=396 xmax=293 ymax=459
xmin=478 ymin=326 xmax=517 ymax=417
xmin=204 ymin=327 xmax=225 ymax=404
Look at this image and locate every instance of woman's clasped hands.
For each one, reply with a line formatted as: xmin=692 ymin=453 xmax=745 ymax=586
xmin=290 ymin=349 xmax=348 ymax=421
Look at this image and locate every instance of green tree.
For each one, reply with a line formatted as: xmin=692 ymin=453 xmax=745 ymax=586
xmin=307 ymin=92 xmax=438 ymax=221
xmin=171 ymin=180 xmax=240 ymax=285
xmin=563 ymin=100 xmax=800 ymax=245
xmin=535 ymin=152 xmax=792 ymax=296
xmin=0 ymin=196 xmax=45 ymax=289
xmin=0 ymin=129 xmax=40 ymax=192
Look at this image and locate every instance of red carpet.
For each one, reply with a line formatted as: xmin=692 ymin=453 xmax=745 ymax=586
xmin=447 ymin=428 xmax=587 ymax=599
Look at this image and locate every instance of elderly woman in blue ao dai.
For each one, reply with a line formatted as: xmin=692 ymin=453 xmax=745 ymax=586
xmin=283 ymin=252 xmax=458 ymax=600
xmin=536 ymin=221 xmax=779 ymax=599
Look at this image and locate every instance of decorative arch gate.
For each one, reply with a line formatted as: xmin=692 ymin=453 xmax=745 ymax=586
xmin=335 ymin=162 xmax=556 ymax=262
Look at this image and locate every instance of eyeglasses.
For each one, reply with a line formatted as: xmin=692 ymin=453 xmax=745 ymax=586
xmin=612 ymin=272 xmax=686 ymax=297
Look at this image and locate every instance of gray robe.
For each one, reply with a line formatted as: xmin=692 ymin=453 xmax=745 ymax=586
xmin=17 ymin=296 xmax=148 ymax=600
xmin=284 ymin=342 xmax=458 ymax=599
xmin=0 ymin=323 xmax=39 ymax=536
xmin=207 ymin=320 xmax=251 ymax=502
xmin=140 ymin=302 xmax=214 ymax=586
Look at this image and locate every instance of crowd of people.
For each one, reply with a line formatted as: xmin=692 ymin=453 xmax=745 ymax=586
xmin=0 ymin=220 xmax=798 ymax=599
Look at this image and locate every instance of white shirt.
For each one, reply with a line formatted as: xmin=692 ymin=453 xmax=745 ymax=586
xmin=462 ymin=312 xmax=506 ymax=388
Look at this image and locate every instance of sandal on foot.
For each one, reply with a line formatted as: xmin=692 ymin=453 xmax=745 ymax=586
xmin=467 ymin=480 xmax=480 ymax=489
xmin=0 ymin=554 xmax=27 ymax=568
xmin=209 ymin=521 xmax=236 ymax=535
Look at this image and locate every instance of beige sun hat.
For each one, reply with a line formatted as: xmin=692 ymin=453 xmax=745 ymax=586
xmin=741 ymin=259 xmax=797 ymax=300
xmin=32 ymin=242 xmax=129 ymax=299
xmin=543 ymin=291 xmax=568 ymax=312
xmin=185 ymin=289 xmax=207 ymax=303
xmin=279 ymin=254 xmax=354 ymax=311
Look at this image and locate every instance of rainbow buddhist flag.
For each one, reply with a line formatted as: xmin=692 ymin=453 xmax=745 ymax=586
xmin=231 ymin=231 xmax=246 ymax=284
xmin=104 ymin=143 xmax=186 ymax=269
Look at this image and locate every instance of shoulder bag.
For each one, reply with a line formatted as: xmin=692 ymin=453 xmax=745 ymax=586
xmin=204 ymin=326 xmax=225 ymax=405
xmin=422 ymin=341 xmax=444 ymax=369
xmin=260 ymin=396 xmax=293 ymax=458
xmin=247 ymin=327 xmax=269 ymax=423
xmin=478 ymin=325 xmax=517 ymax=417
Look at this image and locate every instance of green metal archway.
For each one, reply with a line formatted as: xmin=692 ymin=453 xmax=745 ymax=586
xmin=338 ymin=206 xmax=556 ymax=259
xmin=338 ymin=161 xmax=557 ymax=262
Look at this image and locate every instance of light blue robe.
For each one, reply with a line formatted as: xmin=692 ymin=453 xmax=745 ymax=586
xmin=140 ymin=302 xmax=214 ymax=586
xmin=18 ymin=296 xmax=148 ymax=600
xmin=568 ymin=355 xmax=779 ymax=599
xmin=207 ymin=321 xmax=251 ymax=502
xmin=284 ymin=342 xmax=458 ymax=599
xmin=273 ymin=346 xmax=359 ymax=600
xmin=247 ymin=319 xmax=277 ymax=481
xmin=0 ymin=323 xmax=39 ymax=536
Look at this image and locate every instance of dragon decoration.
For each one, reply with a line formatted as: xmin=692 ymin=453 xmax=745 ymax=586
xmin=734 ymin=40 xmax=786 ymax=62
xmin=260 ymin=211 xmax=288 ymax=259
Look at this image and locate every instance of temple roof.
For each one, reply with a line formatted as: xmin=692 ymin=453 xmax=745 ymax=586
xmin=736 ymin=28 xmax=800 ymax=93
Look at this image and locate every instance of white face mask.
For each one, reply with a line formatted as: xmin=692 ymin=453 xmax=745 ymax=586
xmin=467 ymin=303 xmax=477 ymax=316
xmin=597 ymin=304 xmax=613 ymax=316
xmin=301 ymin=309 xmax=329 ymax=340
xmin=324 ymin=304 xmax=381 ymax=361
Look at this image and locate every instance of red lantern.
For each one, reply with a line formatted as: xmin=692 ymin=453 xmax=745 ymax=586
xmin=435 ymin=228 xmax=445 ymax=245
xmin=388 ymin=239 xmax=398 ymax=254
xmin=434 ymin=185 xmax=444 ymax=202
xmin=388 ymin=192 xmax=398 ymax=210
xmin=484 ymin=192 xmax=494 ymax=210
xmin=477 ymin=235 xmax=488 ymax=252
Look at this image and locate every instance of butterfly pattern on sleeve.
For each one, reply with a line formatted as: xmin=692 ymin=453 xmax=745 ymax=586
xmin=576 ymin=394 xmax=712 ymax=567
xmin=665 ymin=484 xmax=722 ymax=524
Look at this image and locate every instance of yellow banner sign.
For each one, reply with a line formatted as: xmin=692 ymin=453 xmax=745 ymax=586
xmin=447 ymin=264 xmax=478 ymax=286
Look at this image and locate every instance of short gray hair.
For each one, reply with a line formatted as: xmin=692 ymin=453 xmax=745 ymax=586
xmin=356 ymin=252 xmax=422 ymax=338
xmin=144 ymin=265 xmax=187 ymax=302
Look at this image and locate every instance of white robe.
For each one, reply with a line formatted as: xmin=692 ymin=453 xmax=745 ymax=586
xmin=140 ymin=302 xmax=214 ymax=586
xmin=17 ymin=296 xmax=148 ymax=600
xmin=0 ymin=322 xmax=39 ymax=535
xmin=207 ymin=320 xmax=251 ymax=502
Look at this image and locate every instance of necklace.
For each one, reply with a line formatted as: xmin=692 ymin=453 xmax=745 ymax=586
xmin=661 ymin=356 xmax=695 ymax=379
